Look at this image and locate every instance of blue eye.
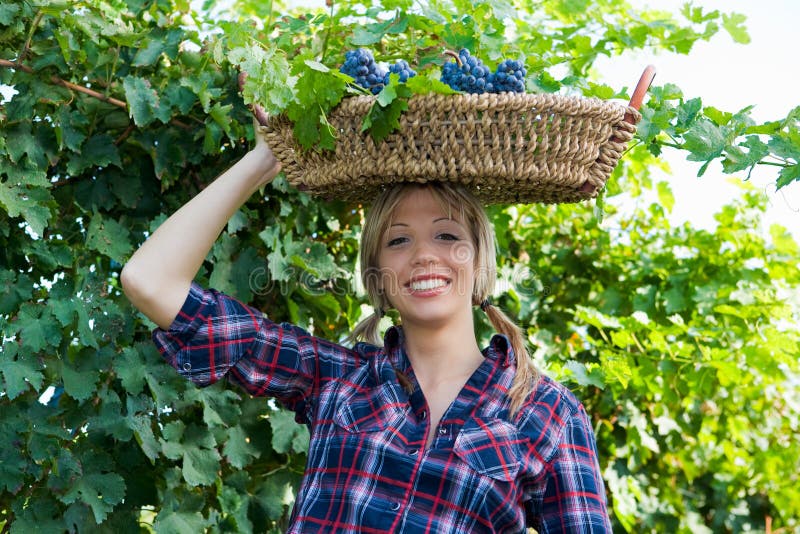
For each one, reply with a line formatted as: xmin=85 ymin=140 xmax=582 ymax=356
xmin=387 ymin=237 xmax=407 ymax=247
xmin=437 ymin=233 xmax=459 ymax=241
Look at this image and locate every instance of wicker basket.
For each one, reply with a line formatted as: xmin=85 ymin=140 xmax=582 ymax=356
xmin=260 ymin=90 xmax=643 ymax=205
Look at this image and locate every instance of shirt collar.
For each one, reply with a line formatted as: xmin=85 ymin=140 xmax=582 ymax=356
xmin=382 ymin=326 xmax=516 ymax=368
xmin=383 ymin=325 xmax=410 ymax=370
xmin=485 ymin=333 xmax=516 ymax=367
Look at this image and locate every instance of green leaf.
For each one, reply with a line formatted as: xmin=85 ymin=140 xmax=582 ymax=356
xmin=209 ymin=102 xmax=234 ymax=139
xmin=122 ymin=75 xmax=171 ymax=126
xmin=683 ymin=119 xmax=727 ymax=164
xmin=362 ymin=82 xmax=410 ymax=143
xmin=53 ymin=108 xmax=89 ymax=152
xmin=66 ymin=134 xmax=122 ymax=175
xmin=155 ymin=508 xmax=210 ymax=532
xmin=532 ymin=71 xmax=561 ymax=93
xmin=304 ymin=59 xmax=329 ymax=72
xmin=114 ymin=346 xmax=147 ymax=395
xmin=284 ymin=238 xmax=337 ymax=279
xmin=194 ymin=386 xmax=242 ymax=427
xmin=269 ymin=409 xmax=309 ymax=454
xmin=286 ymin=65 xmax=347 ymax=150
xmin=11 ymin=303 xmax=61 ymax=353
xmin=351 ymin=14 xmax=408 ymax=45
xmin=600 ymin=351 xmax=632 ymax=389
xmin=722 ymin=12 xmax=750 ymax=44
xmin=776 ymin=163 xmax=800 ymax=188
xmin=769 ymin=224 xmax=799 ymax=257
xmin=703 ymin=106 xmax=732 ymax=126
xmin=4 ymin=124 xmax=46 ymax=166
xmin=0 ymin=3 xmax=20 ymax=25
xmin=182 ymin=442 xmax=222 ymax=487
xmin=0 ymin=270 xmax=34 ymax=314
xmin=132 ymin=37 xmax=165 ymax=66
xmin=210 ymin=239 xmax=264 ymax=302
xmin=656 ymin=181 xmax=674 ymax=213
xmin=223 ymin=425 xmax=260 ymax=468
xmin=563 ymin=360 xmax=605 ymax=389
xmin=722 ymin=135 xmax=770 ymax=174
xmin=60 ymin=473 xmax=126 ymax=524
xmin=85 ymin=213 xmax=133 ymax=263
xmin=61 ymin=361 xmax=100 ymax=402
xmin=230 ymin=44 xmax=296 ymax=116
xmin=160 ymin=422 xmax=221 ymax=486
xmin=405 ymin=75 xmax=459 ymax=95
xmin=1 ymin=347 xmax=44 ymax=400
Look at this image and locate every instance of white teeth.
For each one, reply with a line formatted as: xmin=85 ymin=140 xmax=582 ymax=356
xmin=410 ymin=279 xmax=447 ymax=291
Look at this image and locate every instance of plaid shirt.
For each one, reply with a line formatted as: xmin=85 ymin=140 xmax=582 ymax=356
xmin=154 ymin=283 xmax=611 ymax=533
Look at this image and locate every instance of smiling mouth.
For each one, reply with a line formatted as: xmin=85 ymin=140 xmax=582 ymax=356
xmin=407 ymin=278 xmax=450 ymax=292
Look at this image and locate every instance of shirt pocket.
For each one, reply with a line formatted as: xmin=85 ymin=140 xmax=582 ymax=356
xmin=454 ymin=417 xmax=522 ymax=482
xmin=333 ymin=383 xmax=407 ymax=433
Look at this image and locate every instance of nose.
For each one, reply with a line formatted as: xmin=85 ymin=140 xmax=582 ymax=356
xmin=411 ymin=240 xmax=437 ymax=266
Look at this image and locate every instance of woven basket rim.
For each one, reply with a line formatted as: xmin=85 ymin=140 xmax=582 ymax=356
xmin=261 ymin=91 xmax=640 ymax=205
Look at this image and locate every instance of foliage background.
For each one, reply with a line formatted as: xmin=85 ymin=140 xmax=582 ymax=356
xmin=1 ymin=0 xmax=798 ymax=532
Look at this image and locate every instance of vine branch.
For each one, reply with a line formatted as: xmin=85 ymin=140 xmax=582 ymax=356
xmin=0 ymin=59 xmax=128 ymax=108
xmin=20 ymin=9 xmax=45 ymax=63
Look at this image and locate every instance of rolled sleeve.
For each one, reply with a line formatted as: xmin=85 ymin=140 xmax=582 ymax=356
xmin=537 ymin=404 xmax=612 ymax=533
xmin=152 ymin=282 xmax=365 ymax=421
xmin=152 ymin=282 xmax=262 ymax=386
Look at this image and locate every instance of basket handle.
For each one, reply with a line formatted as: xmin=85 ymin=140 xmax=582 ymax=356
xmin=580 ymin=65 xmax=656 ymax=194
xmin=625 ymin=64 xmax=656 ymax=124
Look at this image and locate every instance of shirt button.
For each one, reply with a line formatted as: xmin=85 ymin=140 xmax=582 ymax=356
xmin=182 ymin=362 xmax=192 ymax=372
xmin=438 ymin=426 xmax=447 ymax=435
xmin=389 ymin=502 xmax=401 ymax=511
xmin=420 ymin=410 xmax=427 ymax=420
xmin=408 ymin=448 xmax=419 ymax=456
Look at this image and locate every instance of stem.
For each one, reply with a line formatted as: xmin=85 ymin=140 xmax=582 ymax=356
xmin=0 ymin=59 xmax=128 ymax=108
xmin=265 ymin=0 xmax=275 ymax=37
xmin=657 ymin=140 xmax=683 ymax=150
xmin=20 ymin=9 xmax=45 ymax=62
xmin=757 ymin=161 xmax=792 ymax=168
xmin=443 ymin=49 xmax=461 ymax=66
xmin=320 ymin=0 xmax=336 ymax=65
xmin=114 ymin=124 xmax=136 ymax=145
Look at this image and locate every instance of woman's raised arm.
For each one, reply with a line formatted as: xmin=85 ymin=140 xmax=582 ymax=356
xmin=121 ymin=133 xmax=281 ymax=330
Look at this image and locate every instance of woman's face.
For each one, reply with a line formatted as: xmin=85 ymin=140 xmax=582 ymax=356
xmin=377 ymin=188 xmax=476 ymax=329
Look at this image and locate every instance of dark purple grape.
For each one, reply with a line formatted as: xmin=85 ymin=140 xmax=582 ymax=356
xmin=440 ymin=49 xmax=494 ymax=94
xmin=492 ymin=59 xmax=527 ymax=93
xmin=340 ymin=48 xmax=388 ymax=94
xmin=382 ymin=59 xmax=417 ymax=85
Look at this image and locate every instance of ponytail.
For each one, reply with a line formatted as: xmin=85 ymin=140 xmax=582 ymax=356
xmin=482 ymin=301 xmax=539 ymax=418
xmin=347 ymin=307 xmax=384 ymax=346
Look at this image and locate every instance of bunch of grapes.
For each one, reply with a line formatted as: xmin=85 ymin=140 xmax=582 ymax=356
xmin=338 ymin=48 xmax=526 ymax=97
xmin=441 ymin=49 xmax=527 ymax=95
xmin=492 ymin=59 xmax=526 ymax=93
xmin=339 ymin=48 xmax=388 ymax=94
xmin=384 ymin=59 xmax=417 ymax=84
xmin=440 ymin=49 xmax=494 ymax=94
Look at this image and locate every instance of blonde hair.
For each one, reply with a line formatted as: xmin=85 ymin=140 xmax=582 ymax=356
xmin=349 ymin=182 xmax=539 ymax=417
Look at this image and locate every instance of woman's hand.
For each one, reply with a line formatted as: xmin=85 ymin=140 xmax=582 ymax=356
xmin=251 ymin=121 xmax=282 ymax=189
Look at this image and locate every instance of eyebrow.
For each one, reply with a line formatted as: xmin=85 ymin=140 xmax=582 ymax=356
xmin=389 ymin=217 xmax=455 ymax=228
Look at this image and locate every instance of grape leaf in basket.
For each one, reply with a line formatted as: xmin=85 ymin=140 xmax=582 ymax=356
xmin=362 ymin=73 xmax=412 ymax=143
xmin=405 ymin=74 xmax=460 ymax=95
xmin=286 ymin=60 xmax=349 ymax=150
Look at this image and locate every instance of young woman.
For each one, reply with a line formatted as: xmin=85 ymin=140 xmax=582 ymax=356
xmin=121 ymin=131 xmax=612 ymax=533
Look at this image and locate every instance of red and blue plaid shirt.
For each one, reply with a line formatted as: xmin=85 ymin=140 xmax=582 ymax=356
xmin=154 ymin=283 xmax=611 ymax=533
